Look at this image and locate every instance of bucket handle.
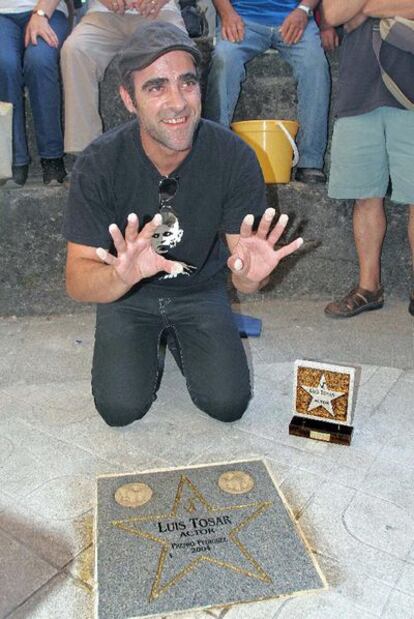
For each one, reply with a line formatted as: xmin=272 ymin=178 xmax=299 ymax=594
xmin=276 ymin=121 xmax=299 ymax=168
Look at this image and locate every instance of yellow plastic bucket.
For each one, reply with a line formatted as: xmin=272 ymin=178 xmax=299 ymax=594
xmin=231 ymin=120 xmax=299 ymax=184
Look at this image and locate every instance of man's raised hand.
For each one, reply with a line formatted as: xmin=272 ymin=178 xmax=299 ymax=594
xmin=228 ymin=208 xmax=303 ymax=289
xmin=96 ymin=213 xmax=184 ymax=286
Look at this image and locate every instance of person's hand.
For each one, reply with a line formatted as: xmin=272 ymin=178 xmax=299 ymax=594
xmin=320 ymin=26 xmax=339 ymax=51
xmin=24 ymin=13 xmax=59 ymax=47
xmin=279 ymin=8 xmax=308 ymax=45
xmin=96 ymin=213 xmax=185 ymax=286
xmin=126 ymin=0 xmax=168 ymax=18
xmin=99 ymin=0 xmax=127 ymax=14
xmin=220 ymin=8 xmax=245 ymax=42
xmin=228 ymin=209 xmax=303 ymax=288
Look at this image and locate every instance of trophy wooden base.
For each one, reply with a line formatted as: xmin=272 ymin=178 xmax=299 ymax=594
xmin=289 ymin=416 xmax=353 ymax=446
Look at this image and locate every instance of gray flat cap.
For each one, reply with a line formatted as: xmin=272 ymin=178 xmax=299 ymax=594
xmin=117 ymin=21 xmax=202 ymax=79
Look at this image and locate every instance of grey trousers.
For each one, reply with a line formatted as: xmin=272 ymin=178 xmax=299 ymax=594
xmin=60 ymin=7 xmax=184 ymax=154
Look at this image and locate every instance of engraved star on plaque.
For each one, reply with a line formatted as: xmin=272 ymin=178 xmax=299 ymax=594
xmin=97 ymin=461 xmax=328 ymax=617
xmin=289 ymin=359 xmax=356 ymax=445
xmin=112 ymin=475 xmax=273 ymax=602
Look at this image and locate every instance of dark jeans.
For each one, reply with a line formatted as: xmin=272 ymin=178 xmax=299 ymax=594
xmin=92 ymin=286 xmax=251 ymax=426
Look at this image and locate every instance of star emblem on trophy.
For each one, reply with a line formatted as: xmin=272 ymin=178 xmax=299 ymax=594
xmin=289 ymin=360 xmax=356 ymax=445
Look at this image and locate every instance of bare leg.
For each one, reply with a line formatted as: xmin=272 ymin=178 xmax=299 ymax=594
xmin=353 ymin=197 xmax=386 ymax=291
xmin=325 ymin=196 xmax=386 ymax=317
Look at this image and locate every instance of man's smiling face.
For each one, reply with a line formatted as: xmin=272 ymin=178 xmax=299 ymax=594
xmin=121 ymin=50 xmax=201 ymax=157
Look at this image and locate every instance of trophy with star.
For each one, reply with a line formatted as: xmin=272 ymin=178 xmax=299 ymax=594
xmin=289 ymin=359 xmax=356 ymax=445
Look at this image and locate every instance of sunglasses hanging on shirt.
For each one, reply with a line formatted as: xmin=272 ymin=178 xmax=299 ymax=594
xmin=158 ymin=176 xmax=179 ymax=227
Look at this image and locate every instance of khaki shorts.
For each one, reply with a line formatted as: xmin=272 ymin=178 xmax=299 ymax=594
xmin=328 ymin=106 xmax=414 ymax=204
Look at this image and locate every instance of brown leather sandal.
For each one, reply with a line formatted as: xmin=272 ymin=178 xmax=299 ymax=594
xmin=325 ymin=286 xmax=384 ymax=319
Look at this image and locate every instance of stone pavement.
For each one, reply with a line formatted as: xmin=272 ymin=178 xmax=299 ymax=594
xmin=0 ymin=297 xmax=413 ymax=619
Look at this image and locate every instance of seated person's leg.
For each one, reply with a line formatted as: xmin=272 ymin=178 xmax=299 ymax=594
xmin=0 ymin=14 xmax=30 ymax=182
xmin=92 ymin=301 xmax=165 ymax=427
xmin=60 ymin=13 xmax=126 ymax=154
xmin=170 ymin=288 xmax=251 ymax=422
xmin=156 ymin=1 xmax=187 ymax=30
xmin=275 ymin=19 xmax=330 ymax=173
xmin=204 ymin=21 xmax=270 ymax=126
xmin=23 ymin=10 xmax=69 ymax=183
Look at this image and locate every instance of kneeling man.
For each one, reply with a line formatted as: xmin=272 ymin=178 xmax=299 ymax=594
xmin=63 ymin=22 xmax=302 ymax=426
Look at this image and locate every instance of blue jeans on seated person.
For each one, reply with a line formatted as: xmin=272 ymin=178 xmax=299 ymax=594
xmin=91 ymin=285 xmax=252 ymax=427
xmin=0 ymin=11 xmax=68 ymax=166
xmin=204 ymin=18 xmax=330 ymax=170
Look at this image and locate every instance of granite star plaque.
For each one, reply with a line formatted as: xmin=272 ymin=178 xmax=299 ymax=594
xmin=289 ymin=359 xmax=356 ymax=445
xmin=96 ymin=460 xmax=327 ymax=618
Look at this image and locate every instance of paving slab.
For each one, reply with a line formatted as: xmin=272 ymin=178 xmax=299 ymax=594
xmin=0 ymin=314 xmax=94 ymax=387
xmin=342 ymin=491 xmax=414 ymax=559
xmin=381 ymin=589 xmax=414 ymax=619
xmin=396 ymin=562 xmax=414 ymax=596
xmin=274 ymin=589 xmax=379 ymax=618
xmin=298 ymin=483 xmax=407 ymax=586
xmin=0 ymin=529 xmax=57 ymax=617
xmin=0 ymin=507 xmax=93 ymax=571
xmin=6 ymin=572 xmax=93 ymax=619
xmin=316 ymin=553 xmax=393 ymax=617
xmin=0 ymin=417 xmax=123 ymax=501
xmin=359 ymin=456 xmax=414 ymax=515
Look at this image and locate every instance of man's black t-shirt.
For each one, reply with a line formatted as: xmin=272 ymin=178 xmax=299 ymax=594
xmin=63 ymin=119 xmax=267 ymax=298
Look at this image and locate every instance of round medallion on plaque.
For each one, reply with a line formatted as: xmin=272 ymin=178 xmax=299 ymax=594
xmin=218 ymin=470 xmax=255 ymax=494
xmin=114 ymin=482 xmax=153 ymax=508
